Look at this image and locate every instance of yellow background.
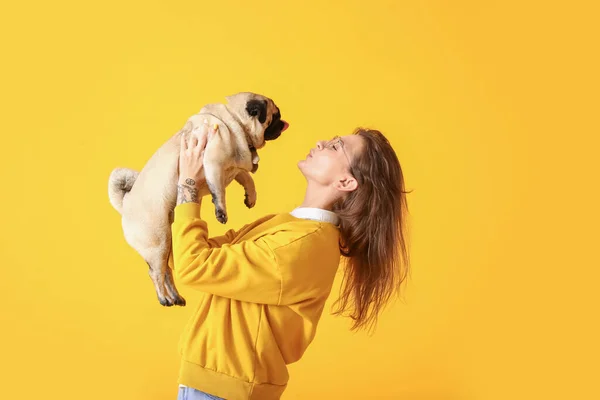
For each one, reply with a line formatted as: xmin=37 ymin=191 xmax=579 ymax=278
xmin=1 ymin=1 xmax=598 ymax=399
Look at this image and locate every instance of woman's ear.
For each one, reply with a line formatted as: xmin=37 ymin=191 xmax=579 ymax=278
xmin=334 ymin=175 xmax=358 ymax=192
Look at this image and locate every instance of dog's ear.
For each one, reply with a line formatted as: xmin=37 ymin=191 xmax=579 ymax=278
xmin=246 ymin=99 xmax=268 ymax=124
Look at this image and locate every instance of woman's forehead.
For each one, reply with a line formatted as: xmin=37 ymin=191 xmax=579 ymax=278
xmin=340 ymin=134 xmax=364 ymax=158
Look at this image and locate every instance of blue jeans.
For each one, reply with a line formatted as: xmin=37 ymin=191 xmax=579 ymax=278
xmin=177 ymin=385 xmax=224 ymax=400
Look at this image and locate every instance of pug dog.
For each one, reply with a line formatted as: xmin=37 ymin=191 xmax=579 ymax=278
xmin=108 ymin=92 xmax=288 ymax=306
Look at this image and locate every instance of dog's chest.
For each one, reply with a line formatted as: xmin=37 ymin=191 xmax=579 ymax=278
xmin=224 ymin=167 xmax=242 ymax=185
xmin=195 ymin=167 xmax=243 ymax=198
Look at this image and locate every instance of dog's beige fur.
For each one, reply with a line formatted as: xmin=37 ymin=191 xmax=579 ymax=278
xmin=108 ymin=92 xmax=287 ymax=306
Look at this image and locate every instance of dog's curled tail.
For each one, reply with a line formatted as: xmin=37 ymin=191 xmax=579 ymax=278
xmin=108 ymin=168 xmax=139 ymax=214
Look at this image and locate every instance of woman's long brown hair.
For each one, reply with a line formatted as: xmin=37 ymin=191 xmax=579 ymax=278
xmin=332 ymin=128 xmax=411 ymax=332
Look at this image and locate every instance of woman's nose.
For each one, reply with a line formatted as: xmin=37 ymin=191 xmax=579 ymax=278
xmin=316 ymin=141 xmax=325 ymax=150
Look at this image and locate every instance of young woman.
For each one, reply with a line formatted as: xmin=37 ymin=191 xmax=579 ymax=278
xmin=172 ymin=122 xmax=410 ymax=400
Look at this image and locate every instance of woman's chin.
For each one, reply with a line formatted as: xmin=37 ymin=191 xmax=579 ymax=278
xmin=297 ymin=159 xmax=308 ymax=176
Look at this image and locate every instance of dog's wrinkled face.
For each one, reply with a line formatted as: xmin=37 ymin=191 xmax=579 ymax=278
xmin=225 ymin=92 xmax=289 ymax=150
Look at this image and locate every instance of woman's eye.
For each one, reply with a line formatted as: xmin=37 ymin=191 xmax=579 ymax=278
xmin=332 ymin=144 xmax=338 ymax=150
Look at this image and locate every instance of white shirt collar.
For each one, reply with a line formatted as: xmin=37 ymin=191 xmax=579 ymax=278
xmin=290 ymin=207 xmax=340 ymax=227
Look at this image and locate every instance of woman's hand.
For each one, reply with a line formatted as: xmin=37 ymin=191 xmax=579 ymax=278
xmin=176 ymin=121 xmax=217 ymax=205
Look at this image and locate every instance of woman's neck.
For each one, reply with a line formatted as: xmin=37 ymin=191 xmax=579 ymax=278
xmin=299 ymin=182 xmax=338 ymax=210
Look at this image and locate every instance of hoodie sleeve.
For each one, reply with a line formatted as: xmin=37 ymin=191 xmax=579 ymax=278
xmin=171 ymin=202 xmax=283 ymax=304
xmin=171 ymin=202 xmax=339 ymax=306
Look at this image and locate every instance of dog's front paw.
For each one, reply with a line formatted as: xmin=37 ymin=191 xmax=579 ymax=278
xmin=244 ymin=192 xmax=256 ymax=209
xmin=216 ymin=208 xmax=228 ymax=224
xmin=158 ymin=296 xmax=186 ymax=307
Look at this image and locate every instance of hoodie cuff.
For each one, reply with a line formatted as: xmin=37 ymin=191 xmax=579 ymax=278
xmin=174 ymin=202 xmax=202 ymax=220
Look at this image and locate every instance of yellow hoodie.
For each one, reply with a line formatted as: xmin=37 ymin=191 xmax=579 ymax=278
xmin=169 ymin=202 xmax=341 ymax=400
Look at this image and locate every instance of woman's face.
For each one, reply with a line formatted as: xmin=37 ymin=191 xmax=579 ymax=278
xmin=298 ymin=134 xmax=364 ymax=191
